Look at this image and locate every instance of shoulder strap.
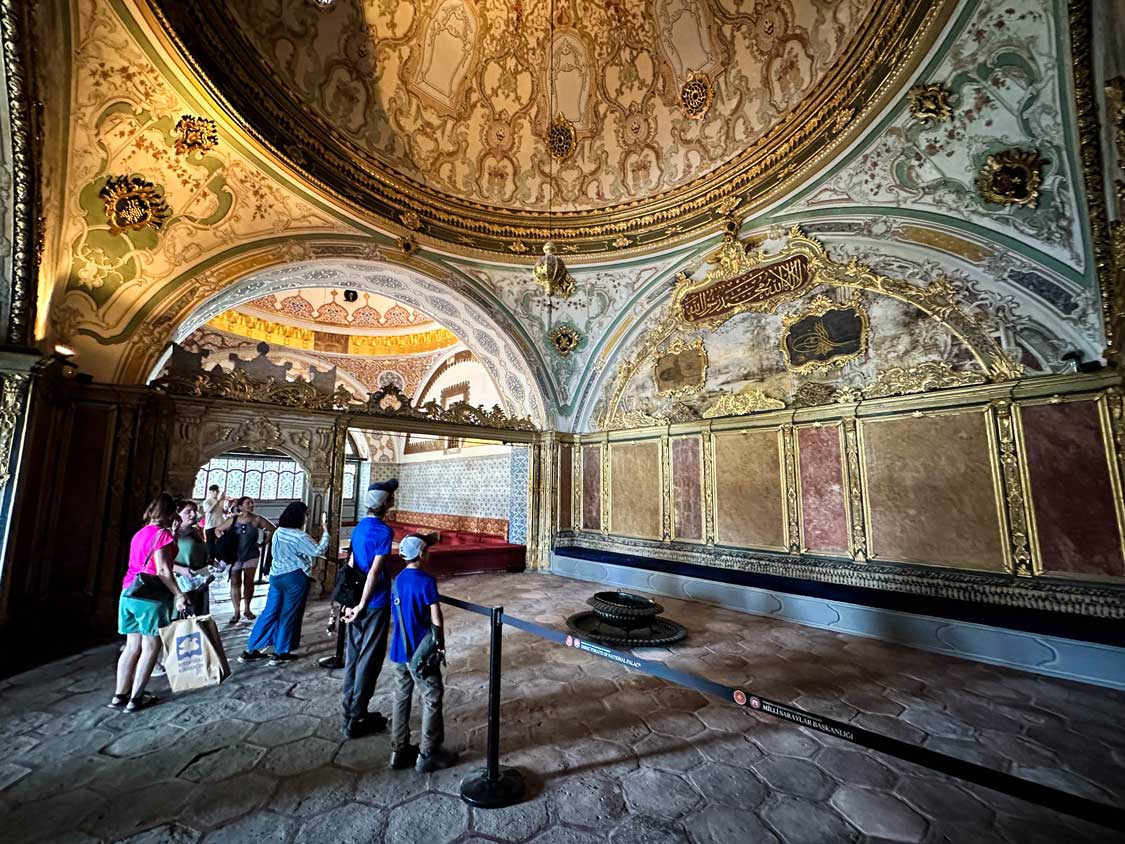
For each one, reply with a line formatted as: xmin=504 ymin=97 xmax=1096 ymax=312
xmin=391 ymin=577 xmax=412 ymax=659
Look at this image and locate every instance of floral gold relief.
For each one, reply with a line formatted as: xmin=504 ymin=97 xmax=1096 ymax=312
xmin=99 ymin=175 xmax=172 ymax=236
xmin=977 ymin=148 xmax=1048 ymax=208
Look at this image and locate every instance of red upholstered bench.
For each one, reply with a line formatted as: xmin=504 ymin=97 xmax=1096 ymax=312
xmin=339 ymin=520 xmax=526 ymax=578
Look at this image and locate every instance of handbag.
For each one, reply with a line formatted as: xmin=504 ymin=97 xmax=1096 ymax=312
xmin=160 ymin=613 xmax=231 ymax=693
xmin=214 ymin=526 xmax=239 ymax=565
xmin=331 ymin=548 xmax=365 ymax=608
xmin=392 ymin=579 xmax=445 ymax=677
xmin=123 ymin=535 xmax=172 ymax=603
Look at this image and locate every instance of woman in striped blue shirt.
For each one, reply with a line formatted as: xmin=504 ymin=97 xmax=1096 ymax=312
xmin=239 ymin=502 xmax=328 ymax=666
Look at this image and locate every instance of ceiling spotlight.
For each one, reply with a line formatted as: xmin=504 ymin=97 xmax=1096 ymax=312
xmin=343 ymin=289 xmax=359 ymax=303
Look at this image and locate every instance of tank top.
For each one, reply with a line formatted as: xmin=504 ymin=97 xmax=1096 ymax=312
xmin=235 ymin=521 xmax=259 ymax=562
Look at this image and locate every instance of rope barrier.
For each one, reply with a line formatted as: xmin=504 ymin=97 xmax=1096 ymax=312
xmin=439 ymin=593 xmax=1125 ymax=830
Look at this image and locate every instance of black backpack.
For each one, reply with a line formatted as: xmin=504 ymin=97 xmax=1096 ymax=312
xmin=214 ymin=527 xmax=239 ymax=565
xmin=331 ymin=548 xmax=365 ymax=608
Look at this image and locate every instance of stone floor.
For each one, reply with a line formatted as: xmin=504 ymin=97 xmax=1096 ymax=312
xmin=0 ymin=572 xmax=1123 ymax=844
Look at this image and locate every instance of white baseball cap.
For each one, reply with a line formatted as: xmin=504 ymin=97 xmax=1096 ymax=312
xmin=399 ymin=535 xmax=427 ymax=561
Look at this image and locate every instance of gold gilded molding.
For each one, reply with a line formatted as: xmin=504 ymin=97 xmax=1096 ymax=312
xmin=654 ymin=337 xmax=708 ymax=399
xmin=864 ymin=361 xmax=988 ymax=399
xmin=1097 ymin=389 xmax=1125 ymax=569
xmin=173 ymin=114 xmax=219 ymax=154
xmin=601 ymin=227 xmax=1020 ymax=428
xmin=990 ymin=400 xmax=1034 ymax=576
xmin=600 ymin=440 xmax=610 ymax=536
xmin=907 ymin=82 xmax=952 ymax=123
xmin=142 ymin=0 xmax=954 ymax=260
xmin=842 ymin=417 xmax=868 ymax=562
xmin=702 ymin=429 xmax=716 ymax=545
xmin=100 ymin=175 xmax=172 ymax=235
xmin=977 ymin=148 xmax=1047 ymax=208
xmin=610 ymin=404 xmax=666 ymax=431
xmin=703 ymin=389 xmax=786 ymax=419
xmin=0 ymin=372 xmax=28 ymax=490
xmin=781 ymin=425 xmax=801 ymax=554
xmin=660 ymin=434 xmax=673 ymax=543
xmin=348 ymin=328 xmax=459 ymax=357
xmin=205 ymin=311 xmax=459 ymax=356
xmin=780 ymin=295 xmax=869 ymax=373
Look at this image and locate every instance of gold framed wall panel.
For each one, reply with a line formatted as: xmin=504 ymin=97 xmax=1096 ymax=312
xmin=670 ymin=433 xmax=707 ymax=545
xmin=793 ymin=421 xmax=852 ymax=558
xmin=858 ymin=407 xmax=1008 ymax=572
xmin=557 ymin=440 xmax=574 ymax=531
xmin=607 ymin=439 xmax=663 ymax=541
xmin=1015 ymin=392 xmax=1125 ymax=582
xmin=712 ymin=428 xmax=787 ymax=552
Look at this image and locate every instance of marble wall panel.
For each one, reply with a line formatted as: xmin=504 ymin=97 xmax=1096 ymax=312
xmin=714 ymin=429 xmax=785 ymax=550
xmin=672 ymin=437 xmax=703 ymax=541
xmin=610 ymin=441 xmax=662 ymax=539
xmin=1021 ymin=401 xmax=1124 ymax=577
xmin=863 ymin=411 xmax=1004 ymax=571
xmin=582 ymin=445 xmax=602 ymax=531
xmin=797 ymin=425 xmax=849 ymax=554
xmin=558 ymin=442 xmax=574 ymax=530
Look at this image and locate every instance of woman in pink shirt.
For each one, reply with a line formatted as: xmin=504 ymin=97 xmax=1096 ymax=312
xmin=110 ymin=493 xmax=189 ymax=712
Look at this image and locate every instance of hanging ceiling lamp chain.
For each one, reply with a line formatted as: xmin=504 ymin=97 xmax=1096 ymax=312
xmin=534 ymin=0 xmax=576 ymax=301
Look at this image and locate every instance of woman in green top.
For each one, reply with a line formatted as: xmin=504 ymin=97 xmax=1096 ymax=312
xmin=174 ymin=500 xmax=213 ymax=616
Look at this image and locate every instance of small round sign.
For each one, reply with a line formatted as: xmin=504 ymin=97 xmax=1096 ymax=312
xmin=566 ymin=635 xmax=573 ymax=648
xmin=749 ymin=696 xmax=761 ymax=710
xmin=733 ymin=690 xmax=747 ymax=706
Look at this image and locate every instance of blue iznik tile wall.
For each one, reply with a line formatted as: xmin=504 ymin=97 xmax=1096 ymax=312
xmin=395 ymin=454 xmax=512 ymax=520
xmin=508 ymin=447 xmax=530 ymax=544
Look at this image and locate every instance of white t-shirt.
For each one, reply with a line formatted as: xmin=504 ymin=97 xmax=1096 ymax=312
xmin=203 ymin=494 xmax=225 ymax=529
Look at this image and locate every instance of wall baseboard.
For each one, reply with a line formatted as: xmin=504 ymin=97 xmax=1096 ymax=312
xmin=549 ymin=553 xmax=1125 ymax=691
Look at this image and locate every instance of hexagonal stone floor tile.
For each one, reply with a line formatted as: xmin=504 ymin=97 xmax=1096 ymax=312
xmin=760 ymin=795 xmax=858 ymax=844
xmin=385 ymin=792 xmax=468 ymax=844
xmin=295 ymin=803 xmax=386 ymax=844
xmin=248 ymin=713 xmax=320 ymax=747
xmin=830 ymin=785 xmax=928 ymax=842
xmin=621 ymin=767 xmax=701 ymax=818
xmin=470 ymin=799 xmax=549 ymax=841
xmin=683 ymin=805 xmax=781 ymax=844
xmin=179 ymin=743 xmax=265 ymax=783
xmin=181 ymin=771 xmax=278 ymax=830
xmin=259 ymin=735 xmax=339 ymax=776
xmin=273 ymin=765 xmax=356 ymax=817
xmin=201 ymin=811 xmax=295 ymax=844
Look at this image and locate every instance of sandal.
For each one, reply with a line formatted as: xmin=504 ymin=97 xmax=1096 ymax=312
xmin=125 ymin=691 xmax=160 ymax=712
xmin=106 ymin=693 xmax=128 ymax=710
xmin=228 ymin=615 xmax=241 ymax=626
xmin=243 ymin=609 xmax=257 ymax=621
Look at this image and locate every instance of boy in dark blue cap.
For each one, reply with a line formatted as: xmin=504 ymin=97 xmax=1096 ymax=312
xmin=340 ymin=478 xmax=398 ymax=738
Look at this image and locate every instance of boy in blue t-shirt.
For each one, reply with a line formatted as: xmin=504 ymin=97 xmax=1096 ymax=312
xmin=389 ymin=533 xmax=458 ymax=772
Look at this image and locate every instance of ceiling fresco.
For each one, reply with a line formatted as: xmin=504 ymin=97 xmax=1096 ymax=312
xmin=144 ymin=0 xmax=954 ymax=256
xmin=9 ymin=0 xmax=1113 ymax=433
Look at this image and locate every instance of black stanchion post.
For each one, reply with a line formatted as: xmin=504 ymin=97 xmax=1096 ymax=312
xmin=320 ymin=550 xmax=348 ymax=670
xmin=460 ymin=605 xmax=524 ymax=808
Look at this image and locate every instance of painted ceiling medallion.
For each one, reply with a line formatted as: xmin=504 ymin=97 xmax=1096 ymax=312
xmin=549 ymin=325 xmax=581 ymax=357
xmin=907 ymin=83 xmax=952 ymax=123
xmin=977 ymin=148 xmax=1048 ymax=208
xmin=680 ymin=71 xmax=714 ymax=120
xmin=173 ymin=114 xmax=219 ymax=154
xmin=533 ymin=241 xmax=575 ymax=298
xmin=99 ymin=176 xmax=172 ymax=236
xmin=546 ymin=113 xmax=577 ymax=161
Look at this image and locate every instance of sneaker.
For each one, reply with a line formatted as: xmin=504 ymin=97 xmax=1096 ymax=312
xmin=151 ymin=663 xmax=166 ymax=677
xmin=238 ymin=649 xmax=268 ymax=663
xmin=268 ymin=652 xmax=297 ymax=666
xmin=415 ymin=747 xmax=459 ymax=773
xmin=343 ymin=712 xmax=387 ymax=739
xmin=389 ymin=744 xmax=420 ymax=770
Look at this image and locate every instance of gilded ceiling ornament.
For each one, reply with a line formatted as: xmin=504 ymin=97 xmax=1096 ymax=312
xmin=702 ymin=389 xmax=786 ymax=419
xmin=548 ymin=324 xmax=581 ymax=357
xmin=399 ymin=210 xmax=422 ymax=231
xmin=99 ymin=175 xmax=172 ymax=236
xmin=612 ymin=235 xmax=632 ymax=248
xmin=863 ymin=361 xmax=987 ymax=399
xmin=680 ymin=71 xmax=714 ymax=120
xmin=833 ymin=108 xmax=855 ymax=133
xmin=533 ymin=241 xmax=576 ymax=298
xmin=793 ymin=382 xmax=844 ymax=408
xmin=977 ymin=149 xmax=1048 ymax=208
xmin=780 ymin=295 xmax=869 ymax=373
xmin=173 ymin=114 xmax=219 ymax=154
xmin=546 ymin=113 xmax=577 ymax=161
xmin=397 ymin=236 xmax=417 ymax=258
xmin=612 ymin=405 xmax=666 ymax=430
xmin=907 ymin=83 xmax=952 ymax=124
xmin=509 ymin=240 xmax=529 ymax=254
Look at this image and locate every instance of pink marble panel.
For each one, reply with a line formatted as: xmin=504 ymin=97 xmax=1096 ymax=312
xmin=672 ymin=437 xmax=703 ymax=541
xmin=797 ymin=425 xmax=849 ymax=554
xmin=581 ymin=445 xmax=602 ymax=531
xmin=1021 ymin=401 xmax=1124 ymax=577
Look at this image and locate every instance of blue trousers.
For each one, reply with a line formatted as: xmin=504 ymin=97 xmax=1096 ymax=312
xmin=246 ymin=569 xmax=310 ymax=655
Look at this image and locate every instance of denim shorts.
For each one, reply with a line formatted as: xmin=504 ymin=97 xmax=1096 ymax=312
xmin=118 ymin=592 xmax=172 ymax=637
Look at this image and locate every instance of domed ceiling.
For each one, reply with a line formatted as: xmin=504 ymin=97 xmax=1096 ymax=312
xmin=145 ymin=0 xmax=950 ymax=257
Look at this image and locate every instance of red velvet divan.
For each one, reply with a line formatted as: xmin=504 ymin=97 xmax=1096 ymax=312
xmin=344 ymin=520 xmax=526 ymax=578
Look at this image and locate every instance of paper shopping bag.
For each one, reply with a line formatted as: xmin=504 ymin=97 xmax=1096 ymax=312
xmin=159 ymin=614 xmax=231 ymax=693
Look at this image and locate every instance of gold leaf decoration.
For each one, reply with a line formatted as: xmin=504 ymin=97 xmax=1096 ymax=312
xmin=99 ymin=175 xmax=172 ymax=235
xmin=863 ymin=361 xmax=987 ymax=399
xmin=907 ymin=83 xmax=952 ymax=123
xmin=702 ymin=389 xmax=786 ymax=418
xmin=173 ymin=114 xmax=219 ymax=154
xmin=546 ymin=113 xmax=577 ymax=161
xmin=680 ymin=71 xmax=714 ymax=120
xmin=977 ymin=148 xmax=1048 ymax=208
xmin=549 ymin=324 xmax=581 ymax=357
